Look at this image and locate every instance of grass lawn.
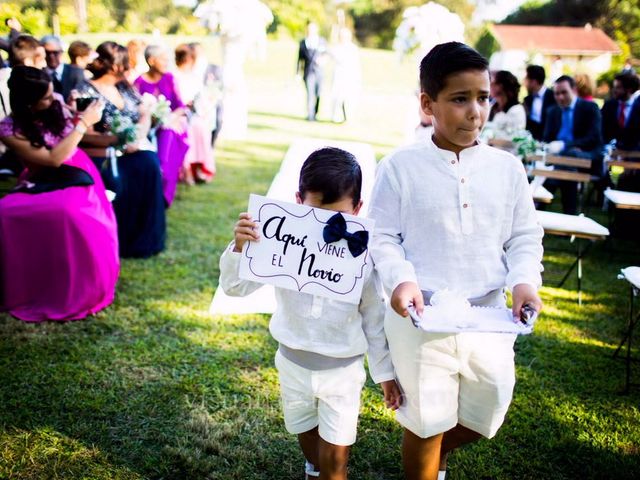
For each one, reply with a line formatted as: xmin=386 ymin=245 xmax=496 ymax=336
xmin=1 ymin=38 xmax=639 ymax=479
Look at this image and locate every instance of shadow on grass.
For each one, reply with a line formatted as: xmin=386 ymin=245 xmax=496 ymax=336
xmin=0 ymin=306 xmax=295 ymax=479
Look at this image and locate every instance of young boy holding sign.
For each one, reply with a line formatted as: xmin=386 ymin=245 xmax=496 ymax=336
xmin=219 ymin=147 xmax=401 ymax=479
xmin=368 ymin=42 xmax=544 ymax=480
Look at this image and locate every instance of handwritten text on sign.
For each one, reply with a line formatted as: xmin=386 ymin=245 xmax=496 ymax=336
xmin=239 ymin=194 xmax=374 ymax=304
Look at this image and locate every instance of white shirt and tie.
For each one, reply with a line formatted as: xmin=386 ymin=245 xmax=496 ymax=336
xmin=530 ymin=86 xmax=547 ymax=123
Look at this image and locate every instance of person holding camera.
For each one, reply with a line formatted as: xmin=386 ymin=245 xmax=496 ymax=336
xmin=0 ymin=66 xmax=119 ymax=322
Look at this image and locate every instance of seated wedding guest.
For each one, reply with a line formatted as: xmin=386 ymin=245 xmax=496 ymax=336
xmin=0 ymin=66 xmax=119 ymax=321
xmin=189 ymin=42 xmax=223 ymax=148
xmin=601 ymin=72 xmax=640 ymax=149
xmin=543 ymin=75 xmax=604 ymax=214
xmin=174 ymin=43 xmax=215 ymax=184
xmin=1 ymin=35 xmax=47 ymax=175
xmin=68 ymin=40 xmax=93 ymax=70
xmin=489 ymin=70 xmax=526 ymax=137
xmin=9 ymin=34 xmax=46 ymax=69
xmin=575 ymin=73 xmax=595 ymax=102
xmin=78 ymin=41 xmax=166 ymax=258
xmin=604 ymin=74 xmax=640 ymax=200
xmin=41 ymin=35 xmax=84 ymax=101
xmin=523 ymin=64 xmax=556 ymax=140
xmin=125 ymin=39 xmax=147 ymax=84
xmin=134 ymin=45 xmax=188 ymax=206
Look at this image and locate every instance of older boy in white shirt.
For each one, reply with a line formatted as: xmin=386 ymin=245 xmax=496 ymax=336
xmin=368 ymin=42 xmax=544 ymax=480
xmin=220 ymin=147 xmax=401 ymax=479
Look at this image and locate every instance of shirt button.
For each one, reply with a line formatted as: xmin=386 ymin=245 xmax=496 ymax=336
xmin=463 ymin=203 xmax=469 ymax=208
xmin=451 ymin=160 xmax=456 ymax=164
xmin=461 ymin=178 xmax=465 ymax=184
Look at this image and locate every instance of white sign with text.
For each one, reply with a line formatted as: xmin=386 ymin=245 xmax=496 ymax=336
xmin=239 ymin=194 xmax=374 ymax=304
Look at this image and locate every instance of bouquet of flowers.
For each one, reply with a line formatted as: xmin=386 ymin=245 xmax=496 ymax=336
xmin=109 ymin=111 xmax=137 ymax=151
xmin=140 ymin=92 xmax=172 ymax=127
xmin=512 ymin=130 xmax=539 ymax=160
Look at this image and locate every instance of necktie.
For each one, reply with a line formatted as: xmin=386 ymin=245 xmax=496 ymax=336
xmin=557 ymin=107 xmax=573 ymax=143
xmin=618 ymin=100 xmax=626 ymax=128
xmin=50 ymin=69 xmax=63 ymax=94
xmin=322 ymin=213 xmax=369 ymax=258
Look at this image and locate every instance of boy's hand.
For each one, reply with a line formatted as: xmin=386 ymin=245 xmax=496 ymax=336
xmin=391 ymin=281 xmax=424 ymax=317
xmin=233 ymin=212 xmax=259 ymax=252
xmin=380 ymin=380 xmax=402 ymax=410
xmin=511 ymin=283 xmax=543 ymax=322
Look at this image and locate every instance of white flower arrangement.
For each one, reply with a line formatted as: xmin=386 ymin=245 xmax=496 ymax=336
xmin=140 ymin=92 xmax=172 ymax=127
xmin=109 ymin=111 xmax=137 ymax=151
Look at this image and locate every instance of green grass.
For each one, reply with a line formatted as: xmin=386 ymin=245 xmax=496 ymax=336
xmin=1 ymin=39 xmax=640 ymax=479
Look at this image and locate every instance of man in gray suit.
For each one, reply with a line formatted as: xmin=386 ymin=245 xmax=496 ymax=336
xmin=41 ymin=35 xmax=85 ymax=102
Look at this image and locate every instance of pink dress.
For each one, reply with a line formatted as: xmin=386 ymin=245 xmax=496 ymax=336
xmin=134 ymin=73 xmax=189 ymax=206
xmin=0 ymin=117 xmax=119 ymax=322
xmin=175 ymin=69 xmax=216 ymax=182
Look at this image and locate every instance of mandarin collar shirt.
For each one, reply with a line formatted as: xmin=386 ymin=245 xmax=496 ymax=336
xmin=218 ymin=245 xmax=395 ymax=383
xmin=368 ymin=135 xmax=543 ymax=299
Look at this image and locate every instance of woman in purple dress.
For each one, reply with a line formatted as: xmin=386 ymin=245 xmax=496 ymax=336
xmin=134 ymin=45 xmax=189 ymax=207
xmin=0 ymin=66 xmax=119 ymax=321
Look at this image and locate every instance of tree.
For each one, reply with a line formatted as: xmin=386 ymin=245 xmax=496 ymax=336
xmin=502 ymin=0 xmax=640 ymax=59
xmin=348 ymin=0 xmax=476 ymax=48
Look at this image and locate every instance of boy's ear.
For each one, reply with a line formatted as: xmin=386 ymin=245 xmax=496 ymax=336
xmin=295 ymin=191 xmax=303 ymax=204
xmin=352 ymin=199 xmax=363 ymax=216
xmin=420 ymin=92 xmax=435 ymax=117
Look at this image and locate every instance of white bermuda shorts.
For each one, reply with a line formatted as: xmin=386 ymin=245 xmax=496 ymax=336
xmin=384 ymin=308 xmax=516 ymax=439
xmin=274 ymin=349 xmax=366 ymax=446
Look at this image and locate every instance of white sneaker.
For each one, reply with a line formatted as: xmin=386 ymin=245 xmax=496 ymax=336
xmin=305 ymin=460 xmax=320 ymax=478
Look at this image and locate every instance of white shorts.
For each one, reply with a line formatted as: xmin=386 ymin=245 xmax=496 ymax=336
xmin=384 ymin=308 xmax=516 ymax=439
xmin=274 ymin=349 xmax=366 ymax=446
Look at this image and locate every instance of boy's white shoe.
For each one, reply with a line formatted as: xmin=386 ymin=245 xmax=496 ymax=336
xmin=305 ymin=460 xmax=320 ymax=478
xmin=438 ymin=470 xmax=447 ymax=480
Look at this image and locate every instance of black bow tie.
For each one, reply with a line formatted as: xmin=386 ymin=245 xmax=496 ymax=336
xmin=323 ymin=213 xmax=369 ymax=257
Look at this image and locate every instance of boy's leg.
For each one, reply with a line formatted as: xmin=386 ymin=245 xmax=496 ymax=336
xmin=298 ymin=427 xmax=320 ymax=468
xmin=318 ymin=436 xmax=350 ymax=480
xmin=438 ymin=424 xmax=482 ymax=470
xmin=402 ymin=429 xmax=443 ymax=480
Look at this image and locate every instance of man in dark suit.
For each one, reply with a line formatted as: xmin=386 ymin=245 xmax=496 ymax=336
xmin=41 ymin=35 xmax=85 ymax=102
xmin=543 ymin=75 xmax=604 ymax=214
xmin=601 ymin=72 xmax=639 ymax=150
xmin=297 ymin=22 xmax=326 ymax=121
xmin=523 ymin=65 xmax=556 ymax=140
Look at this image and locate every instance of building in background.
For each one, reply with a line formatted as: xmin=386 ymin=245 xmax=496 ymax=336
xmin=488 ymin=24 xmax=620 ymax=80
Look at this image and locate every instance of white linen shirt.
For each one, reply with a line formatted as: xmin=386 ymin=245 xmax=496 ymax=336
xmin=368 ymin=136 xmax=543 ymax=298
xmin=219 ymin=245 xmax=395 ymax=384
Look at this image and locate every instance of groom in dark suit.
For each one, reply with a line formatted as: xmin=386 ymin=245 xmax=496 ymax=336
xmin=543 ymin=75 xmax=603 ymax=214
xmin=41 ymin=35 xmax=85 ymax=102
xmin=297 ymin=22 xmax=326 ymax=121
xmin=523 ymin=65 xmax=556 ymax=140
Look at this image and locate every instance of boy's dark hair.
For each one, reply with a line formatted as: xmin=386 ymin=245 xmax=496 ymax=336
xmin=614 ymin=72 xmax=640 ymax=92
xmin=555 ymin=75 xmax=575 ymax=89
xmin=298 ymin=147 xmax=362 ymax=207
xmin=419 ymin=42 xmax=488 ymax=99
xmin=526 ymin=65 xmax=546 ymax=85
xmin=68 ymin=40 xmax=91 ymax=63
